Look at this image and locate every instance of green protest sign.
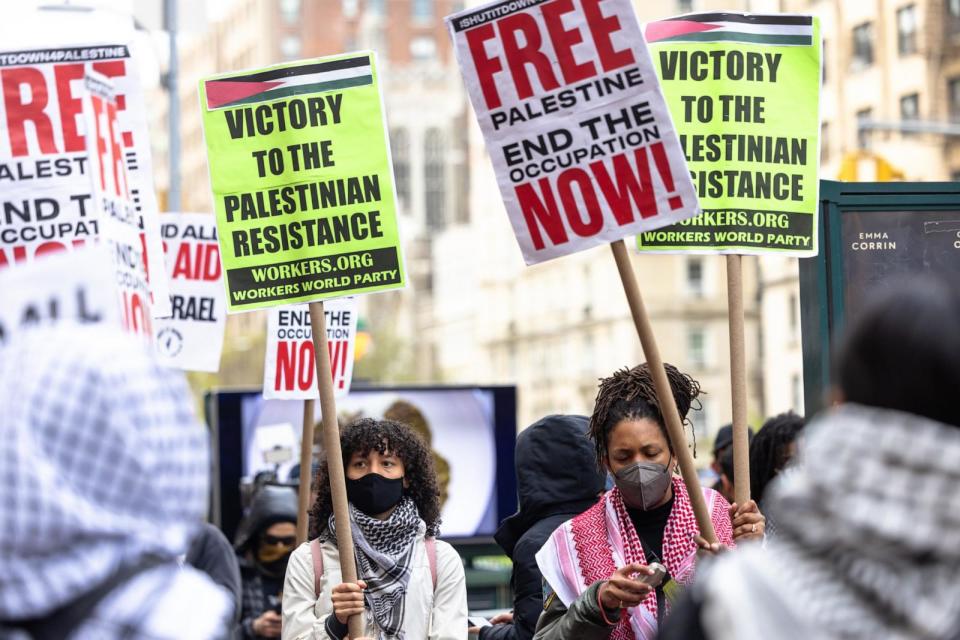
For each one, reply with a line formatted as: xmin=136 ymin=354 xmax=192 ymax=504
xmin=199 ymin=52 xmax=405 ymax=312
xmin=636 ymin=14 xmax=821 ymax=256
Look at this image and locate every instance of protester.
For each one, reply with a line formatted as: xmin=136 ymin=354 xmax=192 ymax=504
xmin=709 ymin=424 xmax=753 ymax=499
xmin=474 ymin=415 xmax=606 ymax=640
xmin=282 ymin=418 xmax=467 ymax=639
xmin=188 ymin=522 xmax=244 ymax=636
xmin=0 ymin=325 xmax=231 ymax=639
xmin=657 ymin=276 xmax=960 ymax=640
xmin=534 ymin=363 xmax=765 ymax=640
xmin=748 ymin=411 xmax=805 ymax=507
xmin=234 ymin=485 xmax=299 ymax=639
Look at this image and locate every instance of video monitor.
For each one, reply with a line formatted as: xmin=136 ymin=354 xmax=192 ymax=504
xmin=207 ymin=385 xmax=518 ymax=542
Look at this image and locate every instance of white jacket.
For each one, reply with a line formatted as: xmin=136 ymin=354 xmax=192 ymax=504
xmin=281 ymin=537 xmax=468 ymax=640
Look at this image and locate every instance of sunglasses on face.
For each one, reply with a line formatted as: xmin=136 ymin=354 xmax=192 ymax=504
xmin=263 ymin=534 xmax=296 ymax=546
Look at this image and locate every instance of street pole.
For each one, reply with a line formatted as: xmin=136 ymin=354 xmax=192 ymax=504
xmin=165 ymin=0 xmax=180 ymax=211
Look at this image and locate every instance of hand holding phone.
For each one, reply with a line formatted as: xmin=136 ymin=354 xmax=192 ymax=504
xmin=635 ymin=562 xmax=666 ymax=588
xmin=468 ymin=615 xmax=492 ymax=628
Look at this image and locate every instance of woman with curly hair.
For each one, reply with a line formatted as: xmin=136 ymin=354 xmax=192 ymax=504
xmin=533 ymin=363 xmax=765 ymax=640
xmin=281 ymin=418 xmax=467 ymax=640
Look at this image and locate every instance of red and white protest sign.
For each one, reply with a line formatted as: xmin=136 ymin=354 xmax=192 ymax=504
xmin=447 ymin=0 xmax=699 ymax=264
xmin=0 ymin=13 xmax=171 ymax=317
xmin=263 ymin=298 xmax=359 ymax=400
xmin=153 ymin=213 xmax=226 ymax=372
xmin=0 ymin=245 xmax=120 ymax=347
xmin=83 ymin=70 xmax=154 ymax=339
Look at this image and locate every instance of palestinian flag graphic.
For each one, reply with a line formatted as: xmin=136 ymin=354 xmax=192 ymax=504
xmin=646 ymin=13 xmax=814 ymax=47
xmin=205 ymin=55 xmax=372 ymax=110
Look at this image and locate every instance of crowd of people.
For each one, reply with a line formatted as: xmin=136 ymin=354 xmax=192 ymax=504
xmin=1 ymin=275 xmax=959 ymax=639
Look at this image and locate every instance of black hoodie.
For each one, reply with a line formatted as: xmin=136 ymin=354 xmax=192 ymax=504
xmin=480 ymin=415 xmax=606 ymax=640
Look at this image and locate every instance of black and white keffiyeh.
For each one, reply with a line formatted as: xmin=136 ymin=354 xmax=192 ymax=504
xmin=0 ymin=325 xmax=210 ymax=620
xmin=326 ymin=497 xmax=425 ymax=639
xmin=701 ymin=404 xmax=960 ymax=640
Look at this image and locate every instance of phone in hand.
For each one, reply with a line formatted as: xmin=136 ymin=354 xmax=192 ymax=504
xmin=635 ymin=562 xmax=667 ymax=588
xmin=468 ymin=616 xmax=492 ymax=628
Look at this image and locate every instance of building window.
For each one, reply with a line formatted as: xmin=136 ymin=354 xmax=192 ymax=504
xmin=412 ymin=0 xmax=432 ymax=20
xmin=688 ymin=328 xmax=707 ymax=369
xmin=367 ymin=0 xmax=386 ymax=15
xmin=677 ymin=0 xmax=694 ymax=12
xmin=949 ymin=77 xmax=960 ymax=121
xmin=950 ymin=0 xmax=960 ymax=17
xmin=280 ymin=0 xmax=300 ymax=24
xmin=792 ymin=374 xmax=804 ymax=413
xmin=391 ymin=129 xmax=410 ymax=206
xmin=857 ymin=108 xmax=873 ymax=149
xmin=686 ymin=257 xmax=705 ymax=298
xmin=852 ymin=22 xmax=874 ymax=68
xmin=342 ymin=0 xmax=358 ymax=18
xmin=821 ymin=122 xmax=829 ymax=163
xmin=897 ymin=5 xmax=917 ymax=55
xmin=900 ymin=93 xmax=919 ymax=135
xmin=410 ymin=36 xmax=437 ymax=61
xmin=280 ymin=35 xmax=301 ymax=60
xmin=424 ymin=128 xmax=446 ymax=231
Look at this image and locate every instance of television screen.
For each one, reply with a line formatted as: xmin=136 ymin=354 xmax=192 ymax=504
xmin=208 ymin=385 xmax=518 ymax=542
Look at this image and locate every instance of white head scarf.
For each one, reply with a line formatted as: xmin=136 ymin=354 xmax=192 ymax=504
xmin=0 ymin=324 xmax=210 ymax=619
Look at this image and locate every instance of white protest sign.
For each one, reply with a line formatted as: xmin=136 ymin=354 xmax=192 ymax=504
xmin=0 ymin=12 xmax=171 ymax=317
xmin=447 ymin=0 xmax=699 ymax=264
xmin=0 ymin=245 xmax=120 ymax=346
xmin=263 ymin=298 xmax=359 ymax=400
xmin=153 ymin=213 xmax=226 ymax=372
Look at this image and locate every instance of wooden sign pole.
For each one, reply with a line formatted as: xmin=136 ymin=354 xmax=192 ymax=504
xmin=308 ymin=301 xmax=364 ymax=639
xmin=610 ymin=240 xmax=717 ymax=543
xmin=725 ymin=255 xmax=752 ymax=507
xmin=296 ymin=398 xmax=315 ymax=546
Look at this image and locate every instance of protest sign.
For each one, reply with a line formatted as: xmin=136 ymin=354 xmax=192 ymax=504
xmin=198 ymin=52 xmax=406 ymax=312
xmin=153 ymin=213 xmax=226 ymax=372
xmin=636 ymin=13 xmax=822 ymax=255
xmin=0 ymin=35 xmax=172 ymax=316
xmin=263 ymin=298 xmax=358 ymax=399
xmin=447 ymin=0 xmax=699 ymax=265
xmin=0 ymin=245 xmax=120 ymax=347
xmin=84 ymin=70 xmax=154 ymax=338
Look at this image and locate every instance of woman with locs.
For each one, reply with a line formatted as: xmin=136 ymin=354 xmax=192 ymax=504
xmin=533 ymin=363 xmax=766 ymax=640
xmin=281 ymin=418 xmax=467 ymax=640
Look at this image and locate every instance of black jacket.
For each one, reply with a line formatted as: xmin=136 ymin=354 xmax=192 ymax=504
xmin=480 ymin=415 xmax=606 ymax=640
xmin=187 ymin=523 xmax=243 ymax=636
xmin=233 ymin=485 xmax=298 ymax=640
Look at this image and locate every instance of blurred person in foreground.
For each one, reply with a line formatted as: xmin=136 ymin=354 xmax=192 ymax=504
xmin=0 ymin=325 xmax=231 ymax=639
xmin=473 ymin=415 xmax=606 ymax=640
xmin=234 ymin=485 xmax=299 ymax=639
xmin=282 ymin=418 xmax=467 ymax=639
xmin=658 ymin=276 xmax=960 ymax=640
xmin=187 ymin=522 xmax=243 ymax=635
xmin=533 ymin=364 xmax=765 ymax=640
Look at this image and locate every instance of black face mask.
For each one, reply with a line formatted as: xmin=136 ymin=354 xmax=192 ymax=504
xmin=346 ymin=473 xmax=404 ymax=516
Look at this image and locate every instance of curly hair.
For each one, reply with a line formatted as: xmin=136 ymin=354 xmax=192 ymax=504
xmin=588 ymin=362 xmax=703 ymax=468
xmin=309 ymin=417 xmax=442 ymax=539
xmin=749 ymin=412 xmax=805 ymax=504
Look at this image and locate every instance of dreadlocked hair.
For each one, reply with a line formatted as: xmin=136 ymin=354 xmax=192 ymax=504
xmin=588 ymin=362 xmax=703 ymax=468
xmin=749 ymin=412 xmax=806 ymax=505
xmin=309 ymin=417 xmax=442 ymax=539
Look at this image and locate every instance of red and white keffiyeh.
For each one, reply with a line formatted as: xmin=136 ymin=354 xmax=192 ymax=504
xmin=536 ymin=477 xmax=733 ymax=640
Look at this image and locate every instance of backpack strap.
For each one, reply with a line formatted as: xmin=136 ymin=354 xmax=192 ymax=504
xmin=426 ymin=537 xmax=437 ymax=591
xmin=310 ymin=538 xmax=324 ymax=598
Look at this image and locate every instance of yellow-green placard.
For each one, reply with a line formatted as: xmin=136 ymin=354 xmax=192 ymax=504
xmin=636 ymin=13 xmax=821 ymax=256
xmin=199 ymin=52 xmax=405 ymax=312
